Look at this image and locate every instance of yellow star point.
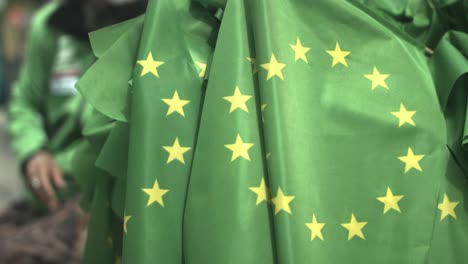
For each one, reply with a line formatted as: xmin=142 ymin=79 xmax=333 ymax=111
xmin=341 ymin=214 xmax=367 ymax=240
xmin=261 ymin=104 xmax=267 ymax=122
xmin=377 ymin=187 xmax=404 ymax=214
xmin=142 ymin=179 xmax=169 ymax=207
xmin=261 ymin=54 xmax=286 ymax=80
xmin=391 ymin=103 xmax=416 ymax=127
xmin=364 ymin=66 xmax=390 ymax=90
xmin=246 ymin=57 xmax=258 ymax=74
xmin=398 ymin=147 xmax=424 ymax=173
xmin=162 ymin=91 xmax=190 ymax=117
xmin=438 ymin=193 xmax=459 ymax=220
xmin=196 ymin=61 xmax=207 ymax=78
xmin=305 ymin=214 xmax=325 ymax=241
xmin=137 ymin=52 xmax=165 ymax=77
xmin=326 ymin=42 xmax=350 ymax=67
xmin=163 ymin=138 xmax=191 ymax=164
xmin=223 ymin=86 xmax=253 ymax=113
xmin=115 ymin=256 xmax=121 ymax=264
xmin=225 ymin=134 xmax=254 ymax=161
xmin=271 ymin=187 xmax=295 ymax=215
xmin=123 ymin=213 xmax=131 ymax=234
xmin=290 ymin=37 xmax=311 ymax=63
xmin=249 ymin=178 xmax=270 ymax=205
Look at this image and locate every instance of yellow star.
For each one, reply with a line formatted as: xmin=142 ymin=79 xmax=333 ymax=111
xmin=115 ymin=256 xmax=121 ymax=264
xmin=225 ymin=134 xmax=254 ymax=161
xmin=261 ymin=104 xmax=267 ymax=122
xmin=341 ymin=214 xmax=367 ymax=240
xmin=137 ymin=52 xmax=165 ymax=77
xmin=326 ymin=42 xmax=350 ymax=67
xmin=246 ymin=57 xmax=258 ymax=74
xmin=162 ymin=91 xmax=190 ymax=117
xmin=271 ymin=187 xmax=295 ymax=215
xmin=163 ymin=138 xmax=191 ymax=164
xmin=377 ymin=187 xmax=404 ymax=214
xmin=364 ymin=66 xmax=390 ymax=90
xmin=196 ymin=61 xmax=207 ymax=78
xmin=261 ymin=54 xmax=286 ymax=80
xmin=142 ymin=179 xmax=169 ymax=207
xmin=249 ymin=178 xmax=270 ymax=205
xmin=398 ymin=147 xmax=424 ymax=173
xmin=438 ymin=193 xmax=459 ymax=220
xmin=123 ymin=212 xmax=131 ymax=234
xmin=305 ymin=214 xmax=325 ymax=241
xmin=290 ymin=37 xmax=311 ymax=63
xmin=223 ymin=86 xmax=253 ymax=113
xmin=391 ymin=103 xmax=416 ymax=127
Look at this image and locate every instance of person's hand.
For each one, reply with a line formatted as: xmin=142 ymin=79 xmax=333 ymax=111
xmin=26 ymin=151 xmax=66 ymax=211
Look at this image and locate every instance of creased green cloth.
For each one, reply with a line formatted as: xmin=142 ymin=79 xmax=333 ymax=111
xmin=76 ymin=17 xmax=144 ymax=122
xmin=75 ymin=0 xmax=468 ymax=263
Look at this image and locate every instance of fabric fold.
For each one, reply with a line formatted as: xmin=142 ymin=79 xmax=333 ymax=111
xmin=74 ymin=1 xmax=468 ymax=263
xmin=76 ymin=17 xmax=144 ymax=122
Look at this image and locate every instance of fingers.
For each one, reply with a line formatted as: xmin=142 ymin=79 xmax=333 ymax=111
xmin=26 ymin=152 xmax=65 ymax=211
xmin=36 ymin=163 xmax=59 ymax=211
xmin=39 ymin=167 xmax=58 ymax=211
xmin=27 ymin=164 xmax=63 ymax=211
xmin=50 ymin=164 xmax=66 ymax=189
xmin=29 ymin=163 xmax=51 ymax=209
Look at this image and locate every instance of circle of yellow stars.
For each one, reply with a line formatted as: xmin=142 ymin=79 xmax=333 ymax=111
xmin=246 ymin=37 xmax=459 ymax=242
xmin=125 ymin=42 xmax=460 ymax=242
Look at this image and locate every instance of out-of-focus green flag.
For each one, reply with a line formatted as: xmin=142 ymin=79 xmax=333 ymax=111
xmin=76 ymin=0 xmax=468 ymax=263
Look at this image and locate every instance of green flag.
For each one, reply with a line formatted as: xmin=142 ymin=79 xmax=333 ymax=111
xmin=76 ymin=0 xmax=468 ymax=263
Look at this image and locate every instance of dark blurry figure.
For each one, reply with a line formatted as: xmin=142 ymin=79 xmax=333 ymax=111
xmin=7 ymin=0 xmax=146 ymax=210
xmin=3 ymin=0 xmax=145 ymax=263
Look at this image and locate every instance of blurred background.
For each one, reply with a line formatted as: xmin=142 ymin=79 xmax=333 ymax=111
xmin=0 ymin=1 xmax=87 ymax=263
xmin=0 ymin=0 xmax=46 ymax=211
xmin=0 ymin=0 xmax=149 ymax=262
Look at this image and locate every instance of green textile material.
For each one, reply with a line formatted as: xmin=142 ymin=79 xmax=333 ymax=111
xmin=76 ymin=16 xmax=144 ymax=122
xmin=7 ymin=2 xmax=95 ymax=203
xmin=75 ymin=0 xmax=468 ymax=263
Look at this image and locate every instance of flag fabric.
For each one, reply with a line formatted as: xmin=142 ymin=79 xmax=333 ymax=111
xmin=75 ymin=0 xmax=468 ymax=263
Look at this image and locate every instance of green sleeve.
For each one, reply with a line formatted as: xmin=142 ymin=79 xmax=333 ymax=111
xmin=7 ymin=4 xmax=58 ymax=164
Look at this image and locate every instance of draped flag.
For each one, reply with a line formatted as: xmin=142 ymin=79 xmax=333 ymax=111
xmin=75 ymin=0 xmax=468 ymax=263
